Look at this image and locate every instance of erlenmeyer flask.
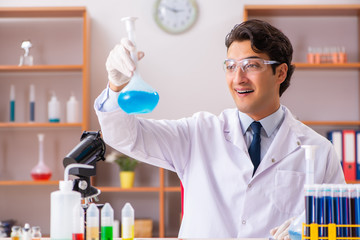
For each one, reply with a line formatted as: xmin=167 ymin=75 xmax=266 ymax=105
xmin=31 ymin=133 xmax=52 ymax=181
xmin=118 ymin=17 xmax=159 ymax=114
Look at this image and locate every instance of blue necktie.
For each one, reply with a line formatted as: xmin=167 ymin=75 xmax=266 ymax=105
xmin=248 ymin=121 xmax=262 ymax=175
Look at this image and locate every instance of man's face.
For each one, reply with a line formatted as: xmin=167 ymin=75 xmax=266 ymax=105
xmin=226 ymin=40 xmax=287 ymax=121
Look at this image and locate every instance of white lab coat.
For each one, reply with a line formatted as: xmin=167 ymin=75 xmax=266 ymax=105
xmin=95 ymin=104 xmax=345 ymax=238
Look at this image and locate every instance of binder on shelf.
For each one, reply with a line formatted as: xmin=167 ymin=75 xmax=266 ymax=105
xmin=356 ymin=131 xmax=360 ymax=180
xmin=327 ymin=130 xmax=343 ymax=166
xmin=342 ymin=130 xmax=356 ymax=181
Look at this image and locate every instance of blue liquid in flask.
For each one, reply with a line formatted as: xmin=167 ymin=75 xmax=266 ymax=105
xmin=118 ymin=90 xmax=159 ymax=114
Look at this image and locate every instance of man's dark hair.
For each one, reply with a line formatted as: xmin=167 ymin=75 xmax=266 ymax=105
xmin=225 ymin=19 xmax=295 ymax=96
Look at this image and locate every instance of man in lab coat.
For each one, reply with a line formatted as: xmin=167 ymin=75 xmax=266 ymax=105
xmin=95 ymin=19 xmax=345 ymax=239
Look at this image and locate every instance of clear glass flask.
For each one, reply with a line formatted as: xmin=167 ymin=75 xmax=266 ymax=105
xmin=117 ymin=17 xmax=159 ymax=114
xmin=19 ymin=40 xmax=34 ymax=66
xmin=31 ymin=133 xmax=52 ymax=180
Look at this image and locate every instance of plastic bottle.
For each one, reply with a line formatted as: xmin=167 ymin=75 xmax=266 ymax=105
xmin=66 ymin=94 xmax=79 ymax=123
xmin=31 ymin=226 xmax=41 ymax=240
xmin=22 ymin=224 xmax=31 ymax=240
xmin=51 ymin=163 xmax=93 ymax=240
xmin=101 ymin=203 xmax=114 ymax=240
xmin=86 ymin=203 xmax=99 ymax=240
xmin=48 ymin=92 xmax=60 ymax=123
xmin=72 ymin=202 xmax=84 ymax=240
xmin=121 ymin=203 xmax=134 ymax=240
xmin=10 ymin=226 xmax=21 ymax=240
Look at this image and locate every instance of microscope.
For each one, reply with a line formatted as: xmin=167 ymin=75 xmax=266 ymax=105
xmin=63 ymin=130 xmax=106 ymax=204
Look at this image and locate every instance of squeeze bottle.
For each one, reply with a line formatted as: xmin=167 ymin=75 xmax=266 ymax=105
xmin=86 ymin=203 xmax=99 ymax=240
xmin=48 ymin=92 xmax=60 ymax=122
xmin=50 ymin=164 xmax=93 ymax=240
xmin=66 ymin=94 xmax=79 ymax=123
xmin=121 ymin=203 xmax=134 ymax=240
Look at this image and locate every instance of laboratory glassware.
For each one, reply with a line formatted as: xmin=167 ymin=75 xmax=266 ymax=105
xmin=31 ymin=134 xmax=52 ymax=180
xmin=121 ymin=202 xmax=134 ymax=240
xmin=117 ymin=17 xmax=159 ymax=114
xmin=19 ymin=40 xmax=33 ymax=66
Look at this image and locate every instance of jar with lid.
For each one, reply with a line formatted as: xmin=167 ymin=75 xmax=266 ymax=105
xmin=11 ymin=226 xmax=21 ymax=240
xmin=31 ymin=226 xmax=41 ymax=240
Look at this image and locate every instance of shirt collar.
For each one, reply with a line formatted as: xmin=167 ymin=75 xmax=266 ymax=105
xmin=238 ymin=106 xmax=285 ymax=137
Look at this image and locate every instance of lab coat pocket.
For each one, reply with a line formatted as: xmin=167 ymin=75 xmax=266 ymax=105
xmin=272 ymin=170 xmax=305 ymax=215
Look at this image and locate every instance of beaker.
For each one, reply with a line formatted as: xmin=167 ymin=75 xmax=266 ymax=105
xmin=31 ymin=133 xmax=52 ymax=180
xmin=117 ymin=17 xmax=159 ymax=114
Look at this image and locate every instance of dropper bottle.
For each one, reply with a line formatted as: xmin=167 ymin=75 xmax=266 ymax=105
xmin=121 ymin=202 xmax=134 ymax=240
xmin=101 ymin=203 xmax=114 ymax=240
xmin=86 ymin=203 xmax=99 ymax=240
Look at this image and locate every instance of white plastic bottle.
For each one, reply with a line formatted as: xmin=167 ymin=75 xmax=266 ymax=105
xmin=48 ymin=92 xmax=60 ymax=123
xmin=86 ymin=203 xmax=99 ymax=240
xmin=66 ymin=94 xmax=79 ymax=123
xmin=50 ymin=164 xmax=93 ymax=240
xmin=121 ymin=203 xmax=134 ymax=240
xmin=22 ymin=223 xmax=31 ymax=240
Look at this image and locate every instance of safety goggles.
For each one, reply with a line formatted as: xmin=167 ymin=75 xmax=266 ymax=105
xmin=223 ymin=58 xmax=280 ymax=74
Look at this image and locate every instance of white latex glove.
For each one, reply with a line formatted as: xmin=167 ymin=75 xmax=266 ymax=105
xmin=270 ymin=217 xmax=295 ymax=240
xmin=105 ymin=38 xmax=144 ymax=87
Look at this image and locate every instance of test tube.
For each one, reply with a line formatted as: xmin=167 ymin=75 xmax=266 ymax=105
xmin=348 ymin=185 xmax=356 ymax=237
xmin=339 ymin=185 xmax=350 ymax=237
xmin=331 ymin=184 xmax=341 ymax=237
xmin=315 ymin=185 xmax=325 ymax=237
xmin=355 ymin=185 xmax=360 ymax=237
xmin=324 ymin=184 xmax=334 ymax=237
xmin=305 ymin=184 xmax=316 ymax=237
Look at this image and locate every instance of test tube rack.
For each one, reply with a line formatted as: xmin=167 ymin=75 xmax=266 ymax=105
xmin=302 ymin=223 xmax=360 ymax=240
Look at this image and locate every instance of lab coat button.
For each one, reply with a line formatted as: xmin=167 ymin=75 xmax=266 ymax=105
xmin=272 ymin=158 xmax=275 ymax=163
xmin=248 ymin=184 xmax=251 ymax=188
xmin=242 ymin=220 xmax=246 ymax=225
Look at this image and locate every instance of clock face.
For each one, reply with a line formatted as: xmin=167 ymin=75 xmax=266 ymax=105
xmin=154 ymin=0 xmax=198 ymax=34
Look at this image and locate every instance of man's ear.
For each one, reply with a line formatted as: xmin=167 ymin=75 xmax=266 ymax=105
xmin=277 ymin=63 xmax=288 ymax=84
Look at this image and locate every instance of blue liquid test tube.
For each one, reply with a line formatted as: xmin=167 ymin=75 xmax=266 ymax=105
xmin=355 ymin=185 xmax=360 ymax=237
xmin=323 ymin=184 xmax=333 ymax=237
xmin=305 ymin=184 xmax=316 ymax=237
xmin=332 ymin=184 xmax=341 ymax=237
xmin=348 ymin=185 xmax=356 ymax=237
xmin=340 ymin=185 xmax=350 ymax=237
xmin=315 ymin=185 xmax=325 ymax=237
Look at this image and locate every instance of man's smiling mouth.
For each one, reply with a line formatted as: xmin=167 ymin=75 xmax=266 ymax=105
xmin=236 ymin=89 xmax=254 ymax=94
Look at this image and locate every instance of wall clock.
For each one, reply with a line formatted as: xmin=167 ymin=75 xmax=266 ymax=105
xmin=154 ymin=0 xmax=198 ymax=34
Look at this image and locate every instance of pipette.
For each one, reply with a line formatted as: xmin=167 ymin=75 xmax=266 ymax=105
xmin=118 ymin=17 xmax=159 ymax=114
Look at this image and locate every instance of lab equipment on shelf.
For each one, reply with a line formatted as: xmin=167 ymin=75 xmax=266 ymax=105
xmin=31 ymin=133 xmax=52 ymax=181
xmin=31 ymin=226 xmax=41 ymax=240
xmin=19 ymin=40 xmax=33 ymax=66
xmin=10 ymin=226 xmax=21 ymax=240
xmin=72 ymin=202 xmax=84 ymax=240
xmin=48 ymin=91 xmax=60 ymax=122
xmin=10 ymin=85 xmax=15 ymax=122
xmin=117 ymin=17 xmax=159 ymax=114
xmin=29 ymin=84 xmax=35 ymax=122
xmin=66 ymin=94 xmax=79 ymax=123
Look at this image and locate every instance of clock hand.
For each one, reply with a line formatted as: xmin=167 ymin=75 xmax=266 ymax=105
xmin=161 ymin=4 xmax=184 ymax=13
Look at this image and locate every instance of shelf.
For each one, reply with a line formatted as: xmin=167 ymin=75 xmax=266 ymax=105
xmin=244 ymin=4 xmax=360 ymax=17
xmin=0 ymin=180 xmax=59 ymax=186
xmin=98 ymin=186 xmax=161 ymax=192
xmin=0 ymin=6 xmax=87 ymax=18
xmin=0 ymin=122 xmax=83 ymax=128
xmin=294 ymin=62 xmax=360 ymax=69
xmin=0 ymin=65 xmax=83 ymax=72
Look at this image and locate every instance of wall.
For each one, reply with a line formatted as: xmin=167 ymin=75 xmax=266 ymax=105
xmin=1 ymin=0 xmax=360 ymax=236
